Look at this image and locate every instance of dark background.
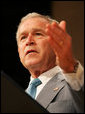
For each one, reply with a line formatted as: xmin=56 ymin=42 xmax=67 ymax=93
xmin=1 ymin=0 xmax=52 ymax=89
xmin=1 ymin=1 xmax=84 ymax=90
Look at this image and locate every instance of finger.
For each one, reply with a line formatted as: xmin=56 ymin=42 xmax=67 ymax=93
xmin=59 ymin=20 xmax=66 ymax=32
xmin=50 ymin=21 xmax=71 ymax=44
xmin=51 ymin=22 xmax=67 ymax=40
xmin=46 ymin=28 xmax=60 ymax=42
xmin=46 ymin=22 xmax=66 ymax=41
xmin=47 ymin=36 xmax=64 ymax=64
xmin=46 ymin=25 xmax=66 ymax=45
xmin=47 ymin=35 xmax=63 ymax=53
xmin=47 ymin=35 xmax=60 ymax=65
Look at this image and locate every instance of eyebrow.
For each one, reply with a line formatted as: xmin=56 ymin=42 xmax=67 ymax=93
xmin=31 ymin=28 xmax=46 ymax=33
xmin=19 ymin=28 xmax=46 ymax=38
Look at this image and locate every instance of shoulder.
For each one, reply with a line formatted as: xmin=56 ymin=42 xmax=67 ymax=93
xmin=48 ymin=79 xmax=84 ymax=113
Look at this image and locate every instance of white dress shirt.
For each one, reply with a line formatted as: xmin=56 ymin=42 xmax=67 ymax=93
xmin=64 ymin=61 xmax=84 ymax=90
xmin=25 ymin=62 xmax=84 ymax=99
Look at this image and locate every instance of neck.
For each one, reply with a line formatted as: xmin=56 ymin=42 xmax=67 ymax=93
xmin=28 ymin=64 xmax=56 ymax=78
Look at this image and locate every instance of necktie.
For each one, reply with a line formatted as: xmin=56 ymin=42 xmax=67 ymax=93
xmin=28 ymin=78 xmax=42 ymax=99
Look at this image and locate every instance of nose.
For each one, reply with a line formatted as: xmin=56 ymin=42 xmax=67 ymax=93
xmin=26 ymin=33 xmax=35 ymax=46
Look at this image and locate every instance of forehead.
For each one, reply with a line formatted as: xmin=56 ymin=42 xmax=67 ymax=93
xmin=18 ymin=17 xmax=49 ymax=33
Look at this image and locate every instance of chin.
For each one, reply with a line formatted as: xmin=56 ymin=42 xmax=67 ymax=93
xmin=24 ymin=59 xmax=41 ymax=68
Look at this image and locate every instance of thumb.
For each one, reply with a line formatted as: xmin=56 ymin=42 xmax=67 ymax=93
xmin=59 ymin=20 xmax=66 ymax=32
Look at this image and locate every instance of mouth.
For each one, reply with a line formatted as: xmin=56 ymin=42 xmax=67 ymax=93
xmin=26 ymin=49 xmax=38 ymax=55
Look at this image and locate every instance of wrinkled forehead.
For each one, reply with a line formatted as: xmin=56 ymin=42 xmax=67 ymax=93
xmin=19 ymin=17 xmax=49 ymax=31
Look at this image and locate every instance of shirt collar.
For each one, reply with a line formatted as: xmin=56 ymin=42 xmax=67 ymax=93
xmin=30 ymin=65 xmax=63 ymax=84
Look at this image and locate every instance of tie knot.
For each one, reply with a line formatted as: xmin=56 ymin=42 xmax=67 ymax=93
xmin=30 ymin=78 xmax=42 ymax=87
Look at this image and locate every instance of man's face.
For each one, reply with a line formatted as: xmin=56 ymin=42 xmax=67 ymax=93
xmin=17 ymin=17 xmax=56 ymax=71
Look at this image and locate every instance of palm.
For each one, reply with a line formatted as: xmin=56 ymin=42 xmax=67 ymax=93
xmin=46 ymin=21 xmax=76 ymax=72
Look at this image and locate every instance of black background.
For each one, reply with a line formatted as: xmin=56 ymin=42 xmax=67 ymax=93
xmin=1 ymin=0 xmax=52 ymax=89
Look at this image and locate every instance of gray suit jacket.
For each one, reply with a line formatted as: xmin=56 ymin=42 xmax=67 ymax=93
xmin=36 ymin=72 xmax=84 ymax=113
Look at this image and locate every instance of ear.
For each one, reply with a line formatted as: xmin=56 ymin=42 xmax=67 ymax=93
xmin=59 ymin=20 xmax=66 ymax=32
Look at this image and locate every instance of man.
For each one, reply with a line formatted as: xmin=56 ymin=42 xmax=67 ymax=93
xmin=16 ymin=12 xmax=84 ymax=113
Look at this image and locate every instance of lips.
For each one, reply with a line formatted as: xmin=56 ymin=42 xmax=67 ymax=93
xmin=26 ymin=49 xmax=37 ymax=55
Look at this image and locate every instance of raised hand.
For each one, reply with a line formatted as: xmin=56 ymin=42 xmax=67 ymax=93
xmin=46 ymin=21 xmax=77 ymax=73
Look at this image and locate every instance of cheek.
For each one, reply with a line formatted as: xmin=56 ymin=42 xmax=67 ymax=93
xmin=38 ymin=42 xmax=47 ymax=55
xmin=39 ymin=41 xmax=54 ymax=58
xmin=18 ymin=46 xmax=25 ymax=60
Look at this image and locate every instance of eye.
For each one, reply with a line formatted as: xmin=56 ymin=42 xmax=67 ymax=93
xmin=35 ymin=32 xmax=43 ymax=36
xmin=20 ymin=35 xmax=27 ymax=40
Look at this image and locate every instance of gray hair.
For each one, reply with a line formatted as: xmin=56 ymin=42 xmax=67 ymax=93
xmin=16 ymin=12 xmax=59 ymax=41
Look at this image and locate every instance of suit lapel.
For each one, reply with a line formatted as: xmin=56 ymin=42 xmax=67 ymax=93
xmin=36 ymin=72 xmax=66 ymax=108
